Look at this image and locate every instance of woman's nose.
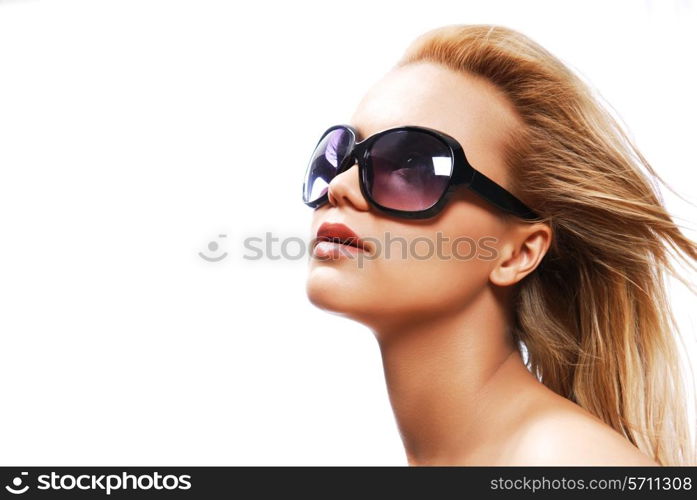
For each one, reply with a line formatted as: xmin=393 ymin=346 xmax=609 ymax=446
xmin=326 ymin=161 xmax=371 ymax=212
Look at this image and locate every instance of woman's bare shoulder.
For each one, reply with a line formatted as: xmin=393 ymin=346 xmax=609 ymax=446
xmin=505 ymin=392 xmax=659 ymax=466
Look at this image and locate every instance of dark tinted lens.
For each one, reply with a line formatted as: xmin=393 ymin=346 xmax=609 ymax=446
xmin=303 ymin=127 xmax=354 ymax=204
xmin=367 ymin=130 xmax=453 ymax=211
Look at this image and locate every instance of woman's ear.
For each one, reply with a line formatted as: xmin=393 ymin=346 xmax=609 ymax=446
xmin=489 ymin=222 xmax=552 ymax=286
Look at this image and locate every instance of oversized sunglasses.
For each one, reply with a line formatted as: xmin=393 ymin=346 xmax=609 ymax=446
xmin=302 ymin=124 xmax=539 ymax=220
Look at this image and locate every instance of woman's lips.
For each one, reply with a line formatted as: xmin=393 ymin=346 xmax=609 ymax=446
xmin=313 ymin=240 xmax=364 ymax=259
xmin=313 ymin=221 xmax=369 ymax=259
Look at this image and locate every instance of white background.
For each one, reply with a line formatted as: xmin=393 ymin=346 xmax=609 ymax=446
xmin=0 ymin=0 xmax=695 ymax=465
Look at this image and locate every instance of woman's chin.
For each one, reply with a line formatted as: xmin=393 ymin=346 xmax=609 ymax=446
xmin=305 ymin=273 xmax=364 ymax=316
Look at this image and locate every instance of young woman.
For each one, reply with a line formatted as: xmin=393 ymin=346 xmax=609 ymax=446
xmin=302 ymin=24 xmax=696 ymax=466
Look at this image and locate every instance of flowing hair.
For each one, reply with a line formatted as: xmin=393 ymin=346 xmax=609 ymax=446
xmin=396 ymin=24 xmax=697 ymax=465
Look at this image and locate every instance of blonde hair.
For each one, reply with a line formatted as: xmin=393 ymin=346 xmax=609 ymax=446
xmin=396 ymin=24 xmax=697 ymax=465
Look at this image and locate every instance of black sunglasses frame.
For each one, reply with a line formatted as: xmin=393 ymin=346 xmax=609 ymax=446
xmin=303 ymin=124 xmax=539 ymax=220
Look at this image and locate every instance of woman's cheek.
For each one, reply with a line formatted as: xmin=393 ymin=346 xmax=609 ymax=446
xmin=367 ymin=233 xmax=491 ymax=309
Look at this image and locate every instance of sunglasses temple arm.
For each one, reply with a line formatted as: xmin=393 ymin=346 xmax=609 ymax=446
xmin=468 ymin=169 xmax=540 ymax=220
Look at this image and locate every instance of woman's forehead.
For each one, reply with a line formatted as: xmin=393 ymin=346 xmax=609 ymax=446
xmin=348 ymin=62 xmax=521 ymax=149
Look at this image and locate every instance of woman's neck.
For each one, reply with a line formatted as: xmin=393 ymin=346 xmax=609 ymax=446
xmin=373 ymin=288 xmax=537 ymax=465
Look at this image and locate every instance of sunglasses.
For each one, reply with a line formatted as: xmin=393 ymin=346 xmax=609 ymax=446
xmin=302 ymin=124 xmax=539 ymax=220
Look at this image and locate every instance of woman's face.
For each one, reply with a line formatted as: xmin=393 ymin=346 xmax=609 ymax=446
xmin=306 ymin=61 xmax=531 ymax=332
